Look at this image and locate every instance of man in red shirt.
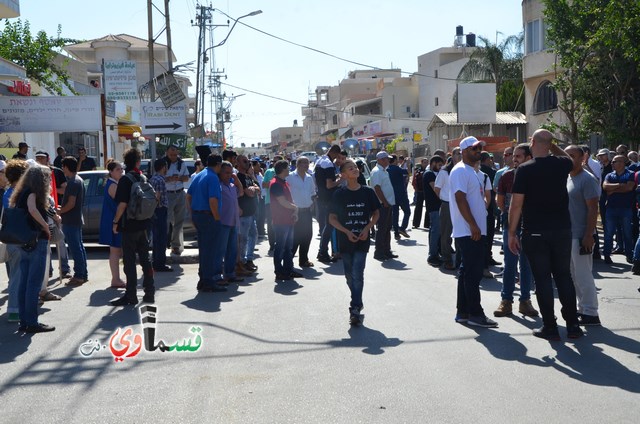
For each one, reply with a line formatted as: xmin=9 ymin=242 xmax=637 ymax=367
xmin=270 ymin=160 xmax=304 ymax=281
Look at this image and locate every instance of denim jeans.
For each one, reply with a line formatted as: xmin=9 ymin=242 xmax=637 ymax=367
xmin=375 ymin=206 xmax=392 ymax=256
xmin=427 ymin=210 xmax=441 ymax=261
xmin=7 ymin=244 xmax=22 ymax=314
xmin=62 ymin=224 xmax=88 ymax=280
xmin=292 ymin=208 xmax=313 ymax=264
xmin=392 ymin=196 xmax=411 ymax=233
xmin=604 ymin=207 xmax=633 ymax=259
xmin=501 ymin=215 xmax=533 ymax=301
xmin=152 ymin=207 xmax=168 ymax=269
xmin=238 ymin=215 xmax=257 ymax=262
xmin=455 ymin=236 xmax=486 ymax=317
xmin=317 ymin=201 xmax=332 ymax=257
xmin=342 ymin=250 xmax=367 ymax=310
xmin=439 ymin=202 xmax=454 ymax=264
xmin=273 ymin=224 xmax=294 ymax=275
xmin=219 ymin=224 xmax=238 ymax=278
xmin=192 ymin=213 xmax=222 ymax=287
xmin=122 ymin=229 xmax=155 ymax=300
xmin=18 ymin=239 xmax=49 ymax=327
xmin=522 ymin=229 xmax=578 ymax=328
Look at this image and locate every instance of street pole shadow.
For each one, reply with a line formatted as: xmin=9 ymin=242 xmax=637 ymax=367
xmin=274 ymin=280 xmax=303 ymax=296
xmin=327 ymin=324 xmax=403 ymax=355
xmin=0 ymin=324 xmax=33 ymax=363
xmin=544 ymin=327 xmax=640 ymax=393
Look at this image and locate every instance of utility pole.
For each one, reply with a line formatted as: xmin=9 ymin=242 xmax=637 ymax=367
xmin=147 ymin=0 xmax=157 ymax=163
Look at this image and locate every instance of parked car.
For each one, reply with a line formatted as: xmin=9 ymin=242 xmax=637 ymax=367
xmin=140 ymin=159 xmax=197 ymax=189
xmin=78 ymin=170 xmax=194 ymax=242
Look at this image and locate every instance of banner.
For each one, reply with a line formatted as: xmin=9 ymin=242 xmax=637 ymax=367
xmin=104 ymin=60 xmax=138 ymax=101
xmin=0 ymin=96 xmax=102 ymax=132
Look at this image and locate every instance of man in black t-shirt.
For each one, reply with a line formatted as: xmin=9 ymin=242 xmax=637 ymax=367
xmin=424 ymin=156 xmax=444 ymax=265
xmin=508 ymin=129 xmax=582 ymax=340
xmin=329 ymin=159 xmax=380 ymax=325
xmin=236 ymin=155 xmax=260 ymax=272
xmin=110 ymin=148 xmax=155 ymax=306
xmin=314 ymin=144 xmax=342 ymax=263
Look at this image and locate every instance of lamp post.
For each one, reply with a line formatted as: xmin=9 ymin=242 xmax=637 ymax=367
xmin=194 ymin=9 xmax=262 ymax=131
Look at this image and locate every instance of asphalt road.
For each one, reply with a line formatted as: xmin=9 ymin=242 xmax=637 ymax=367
xmin=0 ymin=216 xmax=639 ymax=423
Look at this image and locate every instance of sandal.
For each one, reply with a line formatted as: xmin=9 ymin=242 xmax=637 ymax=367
xmin=40 ymin=292 xmax=62 ymax=301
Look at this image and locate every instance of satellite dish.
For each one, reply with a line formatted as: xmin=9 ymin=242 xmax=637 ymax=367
xmin=343 ymin=138 xmax=358 ymax=150
xmin=315 ymin=141 xmax=331 ymax=154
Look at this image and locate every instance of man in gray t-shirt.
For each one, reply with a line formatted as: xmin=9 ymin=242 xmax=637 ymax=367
xmin=565 ymin=145 xmax=601 ymax=326
xmin=59 ymin=156 xmax=88 ymax=285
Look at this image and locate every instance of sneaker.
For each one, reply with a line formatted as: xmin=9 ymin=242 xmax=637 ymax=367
xmin=603 ymin=256 xmax=613 ymax=265
xmin=567 ymin=324 xmax=584 ymax=339
xmin=317 ymin=254 xmax=333 ymax=263
xmin=518 ymin=300 xmax=539 ymax=317
xmin=245 ymin=260 xmax=258 ymax=271
xmin=24 ymin=323 xmax=56 ymax=333
xmin=349 ymin=308 xmax=361 ymax=326
xmin=493 ymin=300 xmax=513 ymax=317
xmin=373 ymin=254 xmax=388 ymax=261
xmin=142 ymin=295 xmax=155 ymax=303
xmin=468 ymin=315 xmax=498 ymax=328
xmin=7 ymin=313 xmax=19 ymax=323
xmin=532 ymin=326 xmax=561 ymax=341
xmin=385 ymin=252 xmax=399 ymax=259
xmin=427 ymin=257 xmax=443 ymax=267
xmin=289 ymin=271 xmax=304 ymax=278
xmin=578 ymin=314 xmax=601 ymax=326
xmin=454 ymin=313 xmax=469 ymax=323
xmin=487 ymin=257 xmax=502 ymax=266
xmin=398 ymin=230 xmax=410 ymax=238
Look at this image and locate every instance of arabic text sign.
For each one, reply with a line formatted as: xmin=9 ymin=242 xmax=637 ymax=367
xmin=140 ymin=102 xmax=187 ymax=135
xmin=104 ymin=60 xmax=138 ymax=101
xmin=0 ymin=96 xmax=102 ymax=132
xmin=155 ymin=73 xmax=186 ymax=108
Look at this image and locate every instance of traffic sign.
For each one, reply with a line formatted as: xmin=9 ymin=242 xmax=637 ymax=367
xmin=140 ymin=102 xmax=187 ymax=135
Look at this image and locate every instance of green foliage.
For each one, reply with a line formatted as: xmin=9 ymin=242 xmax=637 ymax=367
xmin=385 ymin=135 xmax=404 ymax=154
xmin=457 ymin=33 xmax=525 ymax=113
xmin=0 ymin=19 xmax=77 ymax=95
xmin=544 ymin=0 xmax=640 ymax=145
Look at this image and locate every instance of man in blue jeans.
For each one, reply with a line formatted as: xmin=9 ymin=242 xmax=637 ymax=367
xmin=494 ymin=144 xmax=538 ymax=317
xmin=186 ymin=153 xmax=227 ymax=293
xmin=329 ymin=159 xmax=380 ymax=325
xmin=270 ymin=160 xmax=303 ymax=281
xmin=509 ymin=129 xmax=582 ymax=340
xmin=59 ymin=156 xmax=88 ymax=286
xmin=449 ymin=136 xmax=497 ymax=328
xmin=424 ymin=155 xmax=444 ymax=266
xmin=149 ymin=159 xmax=171 ymax=272
xmin=602 ymin=155 xmax=636 ymax=264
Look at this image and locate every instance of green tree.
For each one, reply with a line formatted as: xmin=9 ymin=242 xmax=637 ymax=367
xmin=0 ymin=19 xmax=77 ymax=95
xmin=544 ymin=0 xmax=640 ymax=145
xmin=457 ymin=33 xmax=525 ymax=113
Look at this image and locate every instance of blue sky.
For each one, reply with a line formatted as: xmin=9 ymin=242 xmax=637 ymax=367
xmin=16 ymin=0 xmax=524 ymax=147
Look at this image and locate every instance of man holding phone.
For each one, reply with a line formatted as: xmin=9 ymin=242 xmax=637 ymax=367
xmin=566 ymin=145 xmax=601 ymax=326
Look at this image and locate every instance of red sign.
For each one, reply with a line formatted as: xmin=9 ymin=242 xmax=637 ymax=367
xmin=8 ymin=81 xmax=31 ymax=96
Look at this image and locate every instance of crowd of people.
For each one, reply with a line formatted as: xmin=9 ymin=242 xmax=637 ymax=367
xmin=2 ymin=128 xmax=639 ymax=334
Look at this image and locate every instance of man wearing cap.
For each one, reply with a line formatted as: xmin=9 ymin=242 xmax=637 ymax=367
xmin=509 ymin=129 xmax=582 ymax=340
xmin=12 ymin=142 xmax=29 ymax=160
xmin=163 ymin=145 xmax=190 ymax=256
xmin=449 ymin=136 xmax=497 ymax=328
xmin=370 ymin=151 xmax=397 ymax=261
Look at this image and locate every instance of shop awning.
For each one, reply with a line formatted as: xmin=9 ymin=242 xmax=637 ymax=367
xmin=118 ymin=124 xmax=143 ymax=138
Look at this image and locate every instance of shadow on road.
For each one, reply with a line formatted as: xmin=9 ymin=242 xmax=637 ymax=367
xmin=274 ymin=280 xmax=303 ymax=296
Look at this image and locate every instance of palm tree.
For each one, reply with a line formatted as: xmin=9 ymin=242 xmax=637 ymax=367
xmin=457 ymin=33 xmax=525 ymax=113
